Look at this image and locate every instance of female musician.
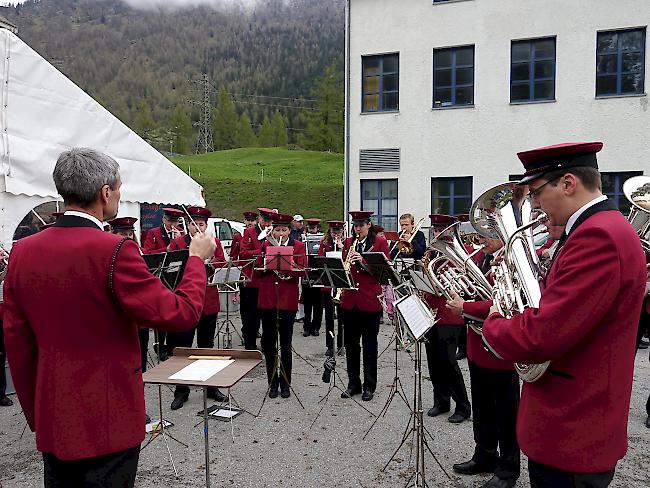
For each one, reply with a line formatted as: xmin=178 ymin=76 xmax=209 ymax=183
xmin=340 ymin=211 xmax=390 ymax=402
xmin=256 ymin=213 xmax=307 ymax=399
xmin=318 ymin=220 xmax=346 ymax=356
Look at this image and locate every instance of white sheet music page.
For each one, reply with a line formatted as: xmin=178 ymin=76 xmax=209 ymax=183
xmin=168 ymin=359 xmax=234 ymax=382
xmin=396 ymin=295 xmax=435 ymax=341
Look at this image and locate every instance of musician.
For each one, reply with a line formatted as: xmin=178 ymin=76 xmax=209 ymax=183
xmin=142 ymin=207 xmax=183 ymax=254
xmin=256 ymin=213 xmax=307 ymax=398
xmin=290 ymin=214 xmax=305 ymax=241
xmin=167 ymin=206 xmax=229 ymax=409
xmin=3 ymin=148 xmax=214 ymax=486
xmin=423 ymin=214 xmax=471 ymax=423
xmin=390 ymin=213 xmax=426 ymax=261
xmin=340 ymin=211 xmax=390 ymax=401
xmin=302 ymin=217 xmax=324 ymax=337
xmin=233 ymin=211 xmax=258 ymax=340
xmin=446 ymin=234 xmax=520 ymax=488
xmin=318 ymin=220 xmax=346 ymax=356
xmin=482 ymin=142 xmax=646 ymax=487
xmin=240 ymin=208 xmax=276 ymax=350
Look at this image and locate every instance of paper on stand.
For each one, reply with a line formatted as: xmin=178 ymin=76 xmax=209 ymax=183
xmin=396 ymin=295 xmax=436 ymax=341
xmin=169 ymin=359 xmax=234 ymax=382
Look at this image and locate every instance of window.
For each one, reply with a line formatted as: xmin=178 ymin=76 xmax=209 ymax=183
xmin=433 ymin=45 xmax=474 ymax=107
xmin=361 ymin=179 xmax=398 ymax=230
xmin=431 ymin=177 xmax=473 ymax=215
xmin=596 ymin=28 xmax=646 ymax=96
xmin=601 ymin=171 xmax=643 ymax=213
xmin=362 ymin=54 xmax=399 ymax=112
xmin=511 ymin=37 xmax=556 ymax=102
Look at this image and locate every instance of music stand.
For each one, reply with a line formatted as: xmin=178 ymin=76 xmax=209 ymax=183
xmin=143 ymin=348 xmax=262 ymax=488
xmin=361 ymin=252 xmax=402 ymax=286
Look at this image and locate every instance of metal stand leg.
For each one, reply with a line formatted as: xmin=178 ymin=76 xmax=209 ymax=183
xmin=217 ymin=291 xmax=243 ymax=349
xmin=203 ymin=387 xmax=211 ymax=488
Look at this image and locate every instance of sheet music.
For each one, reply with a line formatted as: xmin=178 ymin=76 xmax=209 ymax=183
xmin=326 ymin=251 xmax=342 ymax=259
xmin=168 ymin=359 xmax=234 ymax=382
xmin=396 ymin=295 xmax=436 ymax=341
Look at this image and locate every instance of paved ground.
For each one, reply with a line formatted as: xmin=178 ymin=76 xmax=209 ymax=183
xmin=1 ymin=306 xmax=648 ymax=487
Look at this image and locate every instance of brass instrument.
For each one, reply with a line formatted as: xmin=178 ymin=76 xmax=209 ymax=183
xmin=471 ymin=182 xmax=549 ymax=383
xmin=623 ymin=175 xmax=650 ymax=252
xmin=396 ymin=217 xmax=426 ymax=255
xmin=332 ymin=236 xmax=358 ymax=304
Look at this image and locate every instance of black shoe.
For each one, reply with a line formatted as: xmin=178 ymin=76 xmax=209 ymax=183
xmin=639 ymin=340 xmax=649 ymax=350
xmin=145 ymin=414 xmax=151 ymax=425
xmin=269 ymin=387 xmax=279 ymax=399
xmin=207 ymin=388 xmax=229 ymax=403
xmin=325 ymin=348 xmax=334 ymax=357
xmin=170 ymin=393 xmax=188 ymax=410
xmin=480 ymin=475 xmax=516 ymax=488
xmin=158 ymin=350 xmax=169 ymax=362
xmin=280 ymin=386 xmax=290 ymax=398
xmin=0 ymin=396 xmax=13 ymax=407
xmin=452 ymin=459 xmax=495 ymax=475
xmin=311 ymin=330 xmax=320 ymax=337
xmin=646 ymin=416 xmax=650 ymax=428
xmin=455 ymin=349 xmax=467 ymax=360
xmin=340 ymin=387 xmax=362 ymax=399
xmin=302 ymin=330 xmax=310 ymax=337
xmin=448 ymin=412 xmax=469 ymax=424
xmin=362 ymin=390 xmax=374 ymax=401
xmin=427 ymin=406 xmax=450 ymax=417
xmin=295 ymin=317 xmax=304 ymax=323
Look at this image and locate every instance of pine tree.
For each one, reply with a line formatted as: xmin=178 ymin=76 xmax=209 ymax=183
xmin=257 ymin=116 xmax=274 ymax=147
xmin=134 ymin=99 xmax=156 ymax=142
xmin=235 ymin=112 xmax=258 ymax=148
xmin=213 ymin=86 xmax=238 ymax=150
xmin=299 ymin=63 xmax=344 ymax=153
xmin=271 ymin=111 xmax=288 ymax=147
xmin=169 ymin=104 xmax=193 ymax=154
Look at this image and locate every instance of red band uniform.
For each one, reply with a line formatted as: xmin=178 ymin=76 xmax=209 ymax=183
xmin=318 ymin=220 xmax=346 ymax=355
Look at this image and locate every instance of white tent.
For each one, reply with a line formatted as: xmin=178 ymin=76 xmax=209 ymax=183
xmin=0 ymin=29 xmax=205 ymax=248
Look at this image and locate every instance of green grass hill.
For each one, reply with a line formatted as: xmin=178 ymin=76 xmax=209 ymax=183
xmin=171 ymin=148 xmax=344 ymax=224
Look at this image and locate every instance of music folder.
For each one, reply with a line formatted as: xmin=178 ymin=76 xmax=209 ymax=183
xmin=361 ymin=252 xmax=402 ymax=286
xmin=308 ymin=256 xmax=355 ymax=289
xmin=264 ymin=246 xmax=294 ymax=271
xmin=143 ymin=249 xmax=189 ymax=290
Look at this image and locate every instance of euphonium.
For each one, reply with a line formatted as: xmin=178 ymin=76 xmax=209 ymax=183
xmin=471 ymin=182 xmax=549 ymax=383
xmin=332 ymin=236 xmax=358 ymax=305
xmin=623 ymin=175 xmax=650 ymax=252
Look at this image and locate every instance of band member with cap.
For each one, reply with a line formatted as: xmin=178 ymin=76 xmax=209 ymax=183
xmin=232 ymin=211 xmax=257 ymax=341
xmin=142 ymin=207 xmax=184 ymax=254
xmin=447 ymin=234 xmax=520 ymax=488
xmin=302 ymin=217 xmax=324 ymax=337
xmin=482 ymin=142 xmax=645 ymax=487
xmin=3 ymin=148 xmax=214 ymax=487
xmin=240 ymin=208 xmax=277 ymax=350
xmin=390 ymin=213 xmax=426 ymax=261
xmin=319 ymin=220 xmax=346 ymax=356
xmin=256 ymin=213 xmax=307 ymax=398
xmin=424 ymin=214 xmax=471 ymax=423
xmin=167 ymin=206 xmax=229 ymax=409
xmin=340 ymin=210 xmax=390 ymax=402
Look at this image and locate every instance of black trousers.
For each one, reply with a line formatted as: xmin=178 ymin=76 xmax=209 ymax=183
xmin=169 ymin=314 xmax=218 ymax=397
xmin=137 ymin=328 xmax=149 ymax=373
xmin=528 ymin=459 xmax=615 ymax=488
xmin=302 ymin=285 xmax=324 ymax=332
xmin=43 ymin=445 xmax=140 ymax=488
xmin=343 ymin=307 xmax=381 ymax=392
xmin=457 ymin=325 xmax=467 ymax=353
xmin=424 ymin=325 xmax=471 ymax=416
xmin=468 ymin=361 xmax=520 ymax=481
xmin=260 ymin=309 xmax=296 ymax=387
xmin=0 ymin=322 xmax=7 ymax=397
xmin=241 ymin=286 xmax=261 ymax=350
xmin=323 ymin=293 xmax=344 ymax=350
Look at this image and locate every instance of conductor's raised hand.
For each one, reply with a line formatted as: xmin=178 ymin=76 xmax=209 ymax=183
xmin=189 ymin=232 xmax=216 ymax=261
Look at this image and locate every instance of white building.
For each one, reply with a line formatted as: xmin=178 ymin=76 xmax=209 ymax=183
xmin=344 ymin=0 xmax=649 ymax=231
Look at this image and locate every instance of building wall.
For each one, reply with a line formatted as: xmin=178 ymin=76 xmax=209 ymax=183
xmin=347 ymin=0 xmax=650 ymax=228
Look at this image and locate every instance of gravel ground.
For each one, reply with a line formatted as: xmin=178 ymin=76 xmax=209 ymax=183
xmin=1 ymin=308 xmax=648 ymax=488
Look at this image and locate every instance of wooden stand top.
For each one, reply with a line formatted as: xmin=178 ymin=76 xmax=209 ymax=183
xmin=142 ymin=347 xmax=262 ymax=389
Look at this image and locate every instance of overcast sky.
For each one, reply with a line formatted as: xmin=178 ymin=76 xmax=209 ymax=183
xmin=1 ymin=0 xmax=260 ymax=7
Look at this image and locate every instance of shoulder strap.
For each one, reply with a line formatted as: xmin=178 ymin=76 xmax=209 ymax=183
xmin=109 ymin=237 xmax=130 ymax=301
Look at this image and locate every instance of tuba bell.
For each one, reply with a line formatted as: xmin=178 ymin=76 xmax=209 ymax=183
xmin=623 ymin=175 xmax=650 ymax=252
xmin=470 ymin=182 xmax=549 ymax=383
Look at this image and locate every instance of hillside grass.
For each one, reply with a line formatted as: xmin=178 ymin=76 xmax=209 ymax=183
xmin=171 ymin=147 xmax=344 ymax=223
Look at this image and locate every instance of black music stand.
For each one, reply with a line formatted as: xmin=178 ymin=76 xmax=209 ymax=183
xmin=362 ymin=252 xmax=402 ymax=286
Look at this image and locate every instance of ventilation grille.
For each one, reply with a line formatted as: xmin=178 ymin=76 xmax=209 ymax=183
xmin=359 ymin=148 xmax=400 ymax=172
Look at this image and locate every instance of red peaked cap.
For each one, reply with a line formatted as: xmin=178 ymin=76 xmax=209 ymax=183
xmin=456 ymin=214 xmax=470 ymax=222
xmin=243 ymin=211 xmax=259 ymax=219
xmin=162 ymin=207 xmax=184 ymax=218
xmin=109 ymin=217 xmax=138 ymax=230
xmin=271 ymin=213 xmax=293 ymax=226
xmin=257 ymin=207 xmax=277 ymax=219
xmin=429 ymin=214 xmax=457 ymax=227
xmin=349 ymin=210 xmax=373 ymax=223
xmin=186 ymin=206 xmax=212 ymax=220
xmin=305 ymin=218 xmax=321 ymax=225
xmin=327 ymin=220 xmax=345 ymax=229
xmin=517 ymin=141 xmax=603 ymax=184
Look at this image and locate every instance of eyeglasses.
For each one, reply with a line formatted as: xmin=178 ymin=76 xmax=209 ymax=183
xmin=527 ymin=176 xmax=562 ymax=200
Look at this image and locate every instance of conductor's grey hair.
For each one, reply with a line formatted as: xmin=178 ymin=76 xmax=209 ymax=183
xmin=53 ymin=148 xmax=120 ymax=206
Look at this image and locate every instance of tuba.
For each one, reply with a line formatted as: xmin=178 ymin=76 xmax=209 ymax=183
xmin=623 ymin=175 xmax=650 ymax=252
xmin=471 ymin=182 xmax=549 ymax=383
xmin=420 ymin=221 xmax=492 ymax=335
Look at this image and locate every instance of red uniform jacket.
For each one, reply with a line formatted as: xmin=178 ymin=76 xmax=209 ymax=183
xmin=168 ymin=234 xmax=225 ymax=316
xmin=483 ymin=205 xmax=646 ymax=472
xmin=317 ymin=238 xmax=339 ymax=293
xmin=256 ymin=239 xmax=307 ymax=311
xmin=340 ymin=235 xmax=390 ymax=313
xmin=3 ymin=216 xmax=206 ymax=460
xmin=230 ymin=231 xmax=242 ymax=261
xmin=239 ymin=224 xmax=265 ymax=286
xmin=142 ymin=225 xmax=174 ymax=254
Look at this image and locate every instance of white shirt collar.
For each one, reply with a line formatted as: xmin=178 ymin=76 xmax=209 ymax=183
xmin=64 ymin=210 xmax=104 ymax=230
xmin=565 ymin=195 xmax=608 ymax=235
